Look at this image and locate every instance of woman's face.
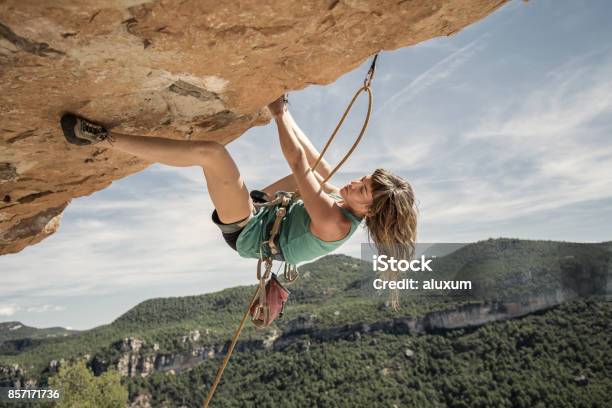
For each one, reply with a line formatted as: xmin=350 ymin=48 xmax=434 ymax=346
xmin=339 ymin=174 xmax=373 ymax=217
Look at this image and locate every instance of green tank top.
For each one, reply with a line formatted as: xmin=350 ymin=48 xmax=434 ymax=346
xmin=236 ymin=192 xmax=363 ymax=265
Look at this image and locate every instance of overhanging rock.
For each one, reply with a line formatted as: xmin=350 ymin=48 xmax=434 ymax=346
xmin=0 ymin=0 xmax=506 ymax=255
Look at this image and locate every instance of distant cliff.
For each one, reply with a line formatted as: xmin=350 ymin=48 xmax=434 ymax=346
xmin=0 ymin=290 xmax=591 ymax=385
xmin=99 ymin=290 xmax=588 ymax=378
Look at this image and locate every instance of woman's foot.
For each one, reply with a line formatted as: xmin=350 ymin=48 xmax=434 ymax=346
xmin=61 ymin=113 xmax=112 ymax=145
xmin=267 ymin=94 xmax=289 ymax=119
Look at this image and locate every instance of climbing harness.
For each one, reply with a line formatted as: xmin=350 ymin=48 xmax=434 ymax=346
xmin=251 ymin=191 xmax=298 ymax=328
xmin=203 ymin=52 xmax=379 ymax=408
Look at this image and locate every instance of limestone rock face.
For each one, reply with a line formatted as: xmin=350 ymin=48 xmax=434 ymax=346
xmin=0 ymin=0 xmax=506 ymax=255
xmin=116 ymin=337 xmax=145 ymax=377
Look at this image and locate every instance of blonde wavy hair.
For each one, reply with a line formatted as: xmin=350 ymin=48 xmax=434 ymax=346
xmin=366 ymin=168 xmax=418 ymax=310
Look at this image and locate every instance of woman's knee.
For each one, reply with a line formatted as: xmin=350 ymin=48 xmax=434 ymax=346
xmin=194 ymin=141 xmax=226 ymax=164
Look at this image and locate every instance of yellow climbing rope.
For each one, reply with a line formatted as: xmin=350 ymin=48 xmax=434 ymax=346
xmin=203 ymin=52 xmax=379 ymax=408
xmin=203 ymin=285 xmax=261 ymax=408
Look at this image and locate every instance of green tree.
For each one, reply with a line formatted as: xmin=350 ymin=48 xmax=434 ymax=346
xmin=49 ymin=360 xmax=127 ymax=408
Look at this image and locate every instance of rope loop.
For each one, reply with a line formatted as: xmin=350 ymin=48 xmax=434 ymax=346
xmin=312 ymin=84 xmax=373 ymax=186
xmin=312 ymin=52 xmax=379 ymax=186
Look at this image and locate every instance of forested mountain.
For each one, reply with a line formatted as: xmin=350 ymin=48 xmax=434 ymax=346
xmin=1 ymin=238 xmax=610 ymax=407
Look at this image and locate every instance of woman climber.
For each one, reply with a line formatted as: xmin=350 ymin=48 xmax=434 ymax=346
xmin=60 ymin=96 xmax=417 ymax=305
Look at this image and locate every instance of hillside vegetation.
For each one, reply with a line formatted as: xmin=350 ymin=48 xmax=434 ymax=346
xmin=0 ymin=238 xmax=610 ymax=407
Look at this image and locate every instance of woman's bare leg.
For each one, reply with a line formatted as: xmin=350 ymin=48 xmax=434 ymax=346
xmin=109 ymin=131 xmax=253 ymax=223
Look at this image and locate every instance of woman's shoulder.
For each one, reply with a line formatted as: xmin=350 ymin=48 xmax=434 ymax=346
xmin=321 ymin=191 xmax=362 ymax=225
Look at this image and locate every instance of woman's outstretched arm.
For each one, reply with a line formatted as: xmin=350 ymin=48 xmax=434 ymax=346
xmin=284 ymin=110 xmax=334 ymax=181
xmin=271 ymin=102 xmax=350 ymax=241
xmin=261 ymin=100 xmax=338 ymax=196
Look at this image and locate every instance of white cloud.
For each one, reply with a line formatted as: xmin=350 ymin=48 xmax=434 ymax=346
xmin=466 ymin=72 xmax=612 ymax=141
xmin=440 ymin=52 xmax=612 ymax=223
xmin=0 ymin=303 xmax=20 ymax=316
xmin=0 ymin=165 xmax=256 ymax=299
xmin=25 ymin=305 xmax=66 ymax=313
xmin=376 ymin=35 xmax=487 ymax=116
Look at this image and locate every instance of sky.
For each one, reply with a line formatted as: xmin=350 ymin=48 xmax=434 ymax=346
xmin=1 ymin=0 xmax=612 ymax=330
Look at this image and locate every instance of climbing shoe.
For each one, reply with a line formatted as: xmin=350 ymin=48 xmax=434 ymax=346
xmin=61 ymin=113 xmax=112 ymax=146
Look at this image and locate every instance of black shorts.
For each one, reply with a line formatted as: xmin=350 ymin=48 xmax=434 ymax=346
xmin=211 ymin=209 xmax=255 ymax=251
